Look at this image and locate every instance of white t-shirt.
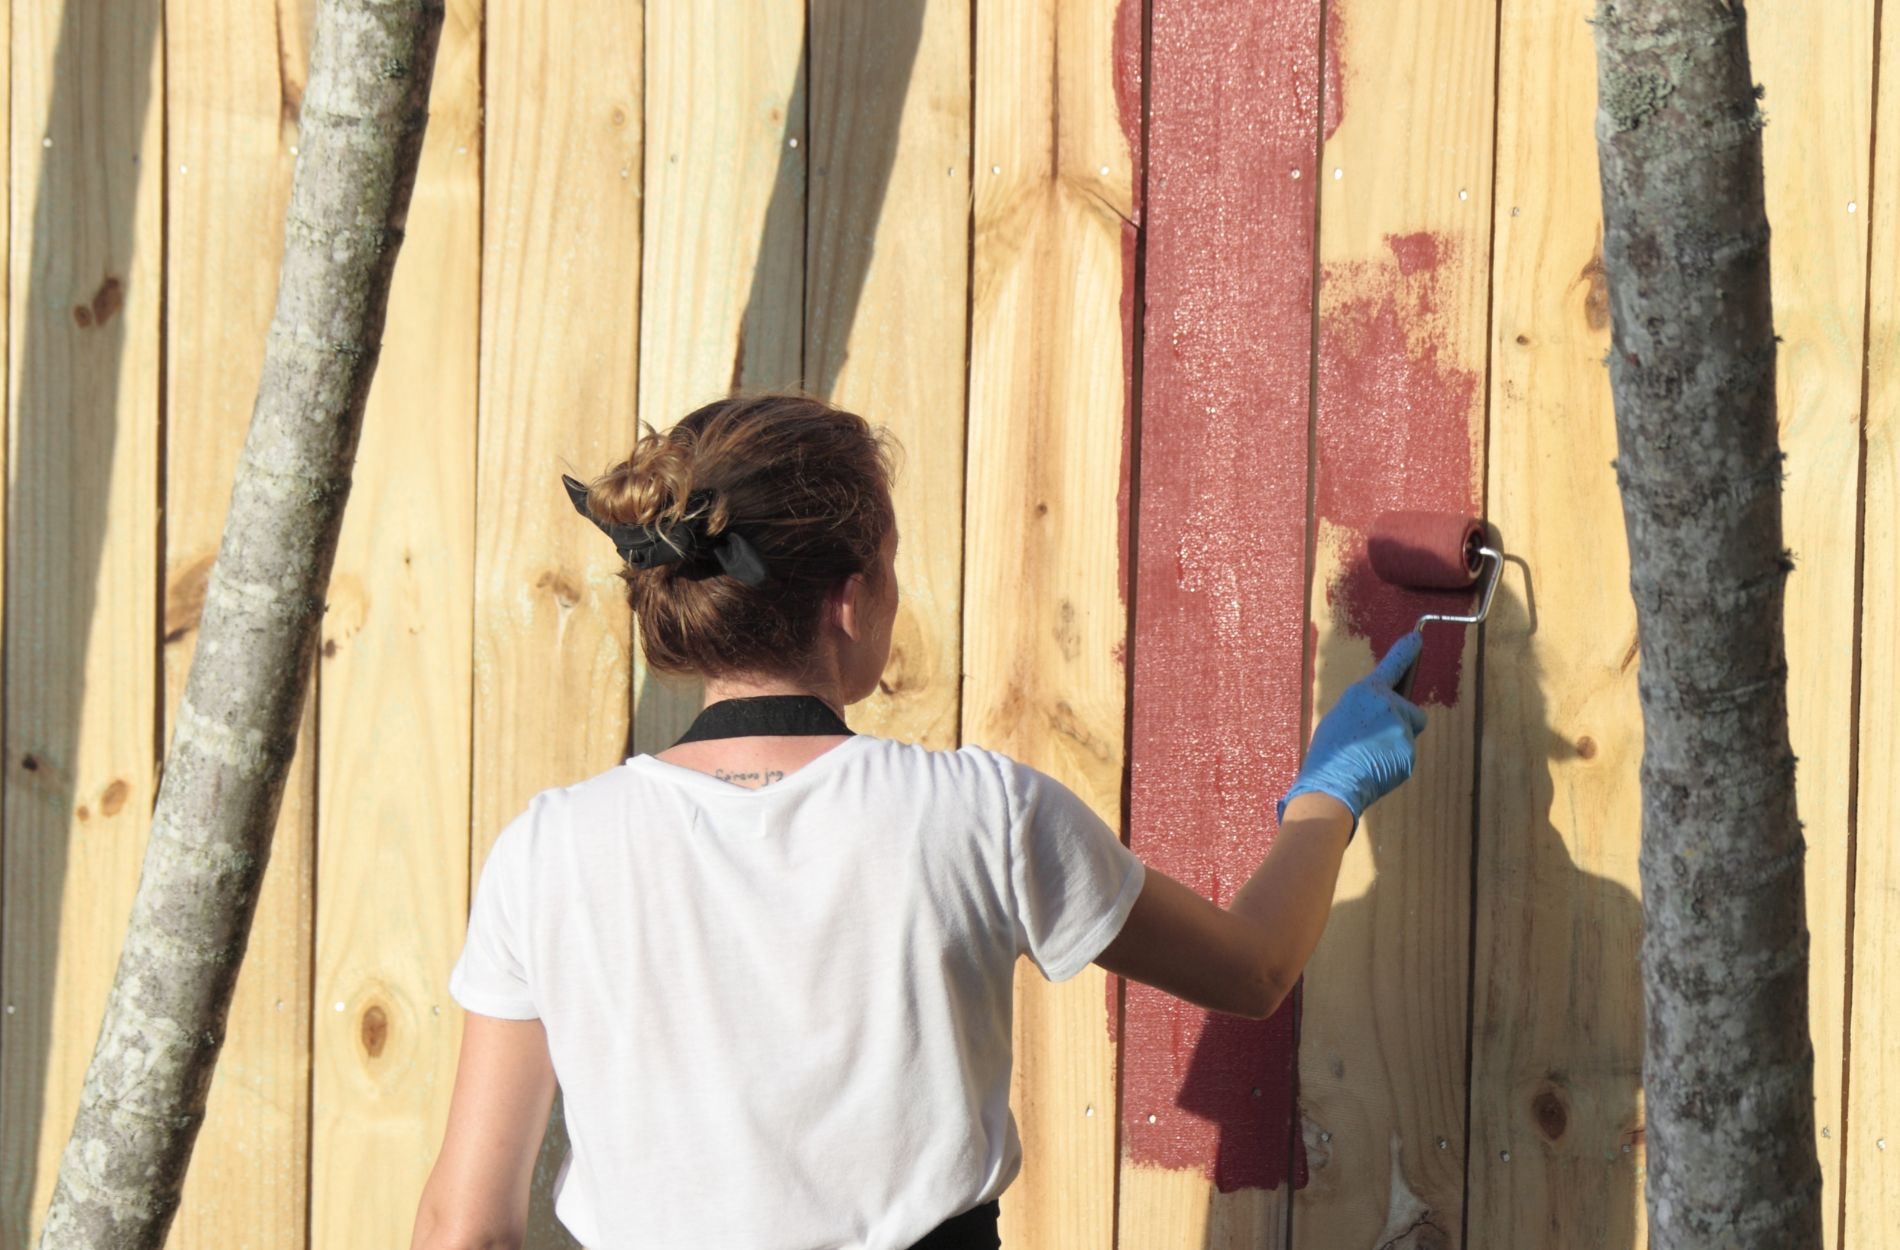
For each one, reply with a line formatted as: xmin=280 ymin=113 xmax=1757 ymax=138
xmin=447 ymin=733 xmax=1146 ymax=1250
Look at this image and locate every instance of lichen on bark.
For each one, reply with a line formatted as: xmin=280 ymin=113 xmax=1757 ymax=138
xmin=1593 ymin=2 xmax=1823 ymax=1247
xmin=35 ymin=3 xmax=445 ymax=1247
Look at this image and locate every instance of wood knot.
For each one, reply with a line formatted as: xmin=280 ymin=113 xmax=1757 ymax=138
xmin=1052 ymin=599 xmax=1080 ymax=661
xmin=1574 ymin=735 xmax=1597 ymax=760
xmin=875 ymin=606 xmax=927 ymax=696
xmin=610 ymin=106 xmax=629 ymax=127
xmin=360 ymin=1003 xmax=390 ymax=1058
xmin=535 ymin=569 xmax=582 ymax=608
xmin=72 ymin=277 xmax=124 ymax=329
xmin=22 ymin=753 xmax=40 ymax=771
xmin=1532 ymin=1087 xmax=1568 ymax=1141
xmin=165 ymin=554 xmax=215 ymax=645
xmin=100 ymin=779 xmax=132 ymax=817
xmin=322 ymin=638 xmax=339 ymax=658
xmin=76 ymin=804 xmax=91 ymax=822
xmin=1515 ymin=334 xmax=1531 ymax=346
xmin=1577 ymin=250 xmax=1609 ymax=332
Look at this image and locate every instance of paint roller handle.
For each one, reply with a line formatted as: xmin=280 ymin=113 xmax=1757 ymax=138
xmin=1276 ymin=631 xmax=1427 ymax=837
xmin=1393 ymin=638 xmax=1422 ymax=701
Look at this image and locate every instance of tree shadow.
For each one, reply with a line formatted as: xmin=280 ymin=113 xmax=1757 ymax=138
xmin=1252 ymin=572 xmax=1642 ymax=1248
xmin=1 ymin=0 xmax=162 ymax=1243
xmin=544 ymin=3 xmax=930 ymax=1244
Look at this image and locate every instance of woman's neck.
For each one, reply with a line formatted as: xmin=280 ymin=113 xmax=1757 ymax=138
xmin=701 ymin=674 xmax=848 ymax=722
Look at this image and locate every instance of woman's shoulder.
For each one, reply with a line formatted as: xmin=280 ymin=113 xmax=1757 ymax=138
xmin=851 ymin=735 xmax=1056 ymax=804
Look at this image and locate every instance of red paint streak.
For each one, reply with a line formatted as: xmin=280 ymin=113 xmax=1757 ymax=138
xmin=1315 ymin=232 xmax=1481 ymax=706
xmin=1388 ymin=229 xmax=1440 ymax=277
xmin=1322 ymin=0 xmax=1346 ymax=141
xmin=1122 ymin=0 xmax=1322 ymax=1193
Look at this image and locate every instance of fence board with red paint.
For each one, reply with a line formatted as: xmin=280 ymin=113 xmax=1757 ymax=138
xmin=0 ymin=2 xmax=1889 ymax=1246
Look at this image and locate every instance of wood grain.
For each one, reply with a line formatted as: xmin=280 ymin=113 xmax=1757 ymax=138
xmin=475 ymin=0 xmax=644 ymax=1239
xmin=965 ymin=0 xmax=1136 ymax=1243
xmin=1469 ymin=0 xmax=1646 ymax=1245
xmin=307 ymin=1 xmax=480 ymax=1243
xmin=635 ymin=0 xmax=807 ymax=751
xmin=1847 ymin=0 xmax=1900 ymax=1239
xmin=1751 ymin=6 xmax=1875 ymax=1245
xmin=0 ymin=0 xmax=162 ymax=1241
xmin=806 ymin=0 xmax=967 ymax=750
xmin=1293 ymin=2 xmax=1495 ymax=1246
xmin=160 ymin=2 xmax=317 ymax=1244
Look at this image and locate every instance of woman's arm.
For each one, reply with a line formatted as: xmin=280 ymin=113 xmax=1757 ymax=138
xmin=410 ymin=1014 xmax=558 ymax=1250
xmin=1095 ymin=634 xmax=1425 ymax=1019
xmin=1095 ymin=793 xmax=1351 ymax=1019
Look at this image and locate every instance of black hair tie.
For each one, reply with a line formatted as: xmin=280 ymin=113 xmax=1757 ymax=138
xmin=561 ymin=474 xmax=770 ymax=587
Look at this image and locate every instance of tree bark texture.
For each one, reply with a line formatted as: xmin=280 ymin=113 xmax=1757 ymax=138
xmin=37 ymin=3 xmax=444 ymax=1246
xmin=1593 ymin=2 xmax=1822 ymax=1247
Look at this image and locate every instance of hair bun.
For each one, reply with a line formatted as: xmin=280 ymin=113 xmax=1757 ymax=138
xmin=585 ymin=422 xmax=706 ymax=532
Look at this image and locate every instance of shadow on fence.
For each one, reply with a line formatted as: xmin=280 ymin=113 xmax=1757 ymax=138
xmin=2 ymin=0 xmax=163 ymax=1242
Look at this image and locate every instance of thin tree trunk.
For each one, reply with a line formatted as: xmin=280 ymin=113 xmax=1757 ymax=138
xmin=37 ymin=2 xmax=443 ymax=1245
xmin=1592 ymin=2 xmax=1822 ymax=1246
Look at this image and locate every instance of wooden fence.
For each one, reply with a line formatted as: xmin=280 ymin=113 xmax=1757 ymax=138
xmin=1 ymin=0 xmax=1892 ymax=1247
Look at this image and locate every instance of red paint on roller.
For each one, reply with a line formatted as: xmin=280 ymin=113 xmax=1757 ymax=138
xmin=1121 ymin=0 xmax=1321 ymax=1194
xmin=1367 ymin=510 xmax=1482 ymax=589
xmin=1316 ymin=232 xmax=1482 ymax=706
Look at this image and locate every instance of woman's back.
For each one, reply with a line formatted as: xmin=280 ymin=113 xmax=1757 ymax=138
xmin=450 ymin=734 xmax=1144 ymax=1250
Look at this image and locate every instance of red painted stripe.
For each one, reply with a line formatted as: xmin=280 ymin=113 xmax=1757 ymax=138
xmin=1122 ymin=0 xmax=1323 ymax=1194
xmin=1315 ymin=231 xmax=1482 ymax=706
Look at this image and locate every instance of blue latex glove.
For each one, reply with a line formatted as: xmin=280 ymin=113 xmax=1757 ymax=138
xmin=1277 ymin=631 xmax=1428 ymax=835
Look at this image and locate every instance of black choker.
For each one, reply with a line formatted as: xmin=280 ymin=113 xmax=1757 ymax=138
xmin=672 ymin=695 xmax=853 ymax=746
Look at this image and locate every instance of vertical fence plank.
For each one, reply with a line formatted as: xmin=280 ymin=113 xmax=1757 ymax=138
xmin=634 ymin=0 xmax=806 ymax=751
xmin=1752 ymin=6 xmax=1876 ymax=1245
xmin=1293 ymin=1 xmax=1495 ymax=1244
xmin=1848 ymin=0 xmax=1900 ymax=1238
xmin=965 ymin=1 xmax=1136 ymax=1242
xmin=805 ymin=0 xmax=967 ymax=750
xmin=307 ymin=2 xmax=480 ymax=1244
xmin=475 ymin=0 xmax=643 ymax=1240
xmin=1469 ymin=0 xmax=1646 ymax=1246
xmin=0 ymin=0 xmax=162 ymax=1241
xmin=1118 ymin=0 xmax=1320 ymax=1244
xmin=161 ymin=2 xmax=317 ymax=1244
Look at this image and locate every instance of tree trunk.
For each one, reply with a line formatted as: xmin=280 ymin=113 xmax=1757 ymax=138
xmin=1592 ymin=2 xmax=1823 ymax=1246
xmin=36 ymin=3 xmax=443 ymax=1246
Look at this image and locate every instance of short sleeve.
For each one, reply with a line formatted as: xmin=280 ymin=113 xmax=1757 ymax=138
xmin=998 ymin=755 xmax=1147 ymax=982
xmin=448 ymin=799 xmax=540 ymax=1020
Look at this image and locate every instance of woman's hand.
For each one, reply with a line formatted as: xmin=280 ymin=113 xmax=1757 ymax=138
xmin=1277 ymin=631 xmax=1428 ymax=832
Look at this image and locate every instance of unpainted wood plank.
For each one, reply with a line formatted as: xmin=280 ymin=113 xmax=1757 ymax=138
xmin=1469 ymin=1 xmax=1646 ymax=1245
xmin=965 ymin=0 xmax=1135 ymax=1242
xmin=307 ymin=2 xmax=480 ymax=1243
xmin=1119 ymin=0 xmax=1322 ymax=1244
xmin=1293 ymin=2 xmax=1495 ymax=1245
xmin=805 ymin=0 xmax=968 ymax=750
xmin=634 ymin=0 xmax=806 ymax=752
xmin=161 ymin=2 xmax=317 ymax=1244
xmin=1751 ymin=7 xmax=1875 ymax=1245
xmin=1847 ymin=0 xmax=1900 ymax=1239
xmin=0 ymin=0 xmax=163 ymax=1242
xmin=475 ymin=0 xmax=643 ymax=1240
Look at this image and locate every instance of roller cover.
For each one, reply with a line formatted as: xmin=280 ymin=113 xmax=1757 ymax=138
xmin=1367 ymin=510 xmax=1483 ymax=589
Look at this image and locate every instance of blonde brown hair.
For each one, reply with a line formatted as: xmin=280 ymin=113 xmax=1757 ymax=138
xmin=580 ymin=393 xmax=898 ymax=679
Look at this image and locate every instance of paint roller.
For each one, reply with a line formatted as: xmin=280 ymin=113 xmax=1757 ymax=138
xmin=1366 ymin=510 xmax=1502 ymax=699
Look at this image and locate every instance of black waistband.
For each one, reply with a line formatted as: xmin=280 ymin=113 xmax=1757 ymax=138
xmin=907 ymin=1199 xmax=1000 ymax=1250
xmin=671 ymin=694 xmax=853 ymax=745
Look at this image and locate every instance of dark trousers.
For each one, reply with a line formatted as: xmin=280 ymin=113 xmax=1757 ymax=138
xmin=906 ymin=1199 xmax=1000 ymax=1250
